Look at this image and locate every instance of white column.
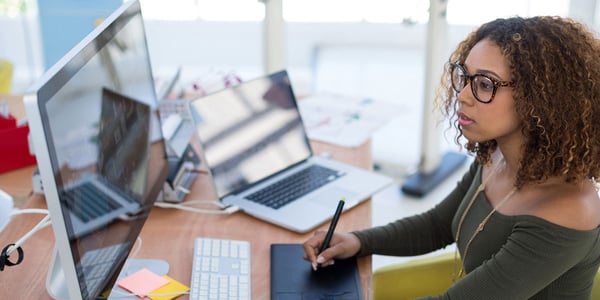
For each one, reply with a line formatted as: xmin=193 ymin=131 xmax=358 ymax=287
xmin=419 ymin=0 xmax=448 ymax=173
xmin=261 ymin=0 xmax=286 ymax=73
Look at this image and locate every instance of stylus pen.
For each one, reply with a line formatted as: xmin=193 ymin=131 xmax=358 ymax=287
xmin=319 ymin=197 xmax=346 ymax=254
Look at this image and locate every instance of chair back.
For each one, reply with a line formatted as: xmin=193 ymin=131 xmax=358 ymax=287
xmin=373 ymin=254 xmax=600 ymax=299
xmin=372 ymin=252 xmax=456 ymax=300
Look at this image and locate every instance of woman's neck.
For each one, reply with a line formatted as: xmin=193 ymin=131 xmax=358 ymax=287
xmin=492 ymin=148 xmax=519 ymax=181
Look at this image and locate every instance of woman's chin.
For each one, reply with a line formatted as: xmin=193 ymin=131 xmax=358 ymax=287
xmin=461 ymin=131 xmax=485 ymax=144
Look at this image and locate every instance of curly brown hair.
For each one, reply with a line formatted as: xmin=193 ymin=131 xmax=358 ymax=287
xmin=438 ymin=16 xmax=600 ymax=188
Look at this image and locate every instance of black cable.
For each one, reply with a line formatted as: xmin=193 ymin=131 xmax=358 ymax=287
xmin=0 ymin=243 xmax=23 ymax=271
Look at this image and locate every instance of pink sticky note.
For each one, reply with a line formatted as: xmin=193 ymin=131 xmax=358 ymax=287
xmin=117 ymin=268 xmax=169 ymax=298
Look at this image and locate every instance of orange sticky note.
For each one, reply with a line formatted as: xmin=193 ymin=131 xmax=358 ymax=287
xmin=117 ymin=268 xmax=169 ymax=298
xmin=148 ymin=275 xmax=190 ymax=300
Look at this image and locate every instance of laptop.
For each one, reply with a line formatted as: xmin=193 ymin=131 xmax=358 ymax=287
xmin=59 ymin=88 xmax=151 ymax=238
xmin=188 ymin=70 xmax=393 ymax=233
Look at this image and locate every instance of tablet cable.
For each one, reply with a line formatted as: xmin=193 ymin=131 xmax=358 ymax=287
xmin=154 ymin=199 xmax=240 ymax=215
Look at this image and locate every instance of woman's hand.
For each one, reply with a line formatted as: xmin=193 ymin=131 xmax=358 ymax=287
xmin=302 ymin=230 xmax=361 ymax=270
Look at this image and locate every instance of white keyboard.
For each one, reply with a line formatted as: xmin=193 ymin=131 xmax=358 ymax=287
xmin=190 ymin=238 xmax=251 ymax=300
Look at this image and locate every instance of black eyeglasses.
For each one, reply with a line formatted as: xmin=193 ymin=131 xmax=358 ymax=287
xmin=450 ymin=63 xmax=515 ymax=103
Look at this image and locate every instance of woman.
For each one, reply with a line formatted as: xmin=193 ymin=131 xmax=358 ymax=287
xmin=303 ymin=16 xmax=600 ymax=299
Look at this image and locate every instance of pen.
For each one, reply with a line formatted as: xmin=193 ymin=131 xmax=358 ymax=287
xmin=319 ymin=196 xmax=346 ymax=254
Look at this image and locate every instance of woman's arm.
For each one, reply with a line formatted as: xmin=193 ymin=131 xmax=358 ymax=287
xmin=353 ymin=161 xmax=480 ymax=256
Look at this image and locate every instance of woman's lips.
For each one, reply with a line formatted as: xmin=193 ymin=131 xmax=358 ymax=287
xmin=458 ymin=112 xmax=474 ymax=126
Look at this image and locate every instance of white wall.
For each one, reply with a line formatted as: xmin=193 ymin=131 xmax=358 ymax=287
xmin=0 ymin=14 xmax=44 ymax=92
xmin=1 ymin=5 xmax=595 ymax=170
xmin=147 ymin=21 xmax=479 ymax=96
xmin=0 ymin=17 xmax=476 ymax=96
xmin=1 ymin=0 xmax=598 ymax=95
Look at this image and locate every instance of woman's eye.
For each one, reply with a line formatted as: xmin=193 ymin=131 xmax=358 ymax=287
xmin=477 ymin=77 xmax=494 ymax=91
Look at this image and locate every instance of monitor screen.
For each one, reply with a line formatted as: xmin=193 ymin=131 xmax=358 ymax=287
xmin=23 ymin=1 xmax=169 ymax=299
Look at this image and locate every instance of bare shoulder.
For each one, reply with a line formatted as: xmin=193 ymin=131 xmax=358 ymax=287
xmin=528 ymin=181 xmax=600 ymax=231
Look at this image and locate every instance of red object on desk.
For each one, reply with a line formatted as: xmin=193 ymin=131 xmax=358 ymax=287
xmin=0 ymin=114 xmax=16 ymax=128
xmin=0 ymin=114 xmax=37 ymax=173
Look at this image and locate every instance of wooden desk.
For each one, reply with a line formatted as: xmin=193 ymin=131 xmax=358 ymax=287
xmin=0 ymin=140 xmax=374 ymax=299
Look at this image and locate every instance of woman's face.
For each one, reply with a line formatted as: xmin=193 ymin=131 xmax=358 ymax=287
xmin=456 ymin=39 xmax=522 ymax=147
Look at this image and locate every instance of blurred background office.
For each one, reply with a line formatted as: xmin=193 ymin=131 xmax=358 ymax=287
xmin=0 ymin=0 xmax=597 ymax=165
xmin=1 ymin=0 xmax=599 ymax=269
xmin=1 ymin=0 xmax=597 ymax=173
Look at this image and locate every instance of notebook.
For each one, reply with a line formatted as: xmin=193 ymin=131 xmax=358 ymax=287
xmin=59 ymin=88 xmax=151 ymax=238
xmin=270 ymin=244 xmax=363 ymax=300
xmin=188 ymin=70 xmax=393 ymax=233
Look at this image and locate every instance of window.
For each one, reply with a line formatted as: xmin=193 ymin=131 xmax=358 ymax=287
xmin=283 ymin=0 xmax=428 ymax=23
xmin=140 ymin=0 xmax=264 ymax=21
xmin=0 ymin=0 xmax=26 ymax=16
xmin=0 ymin=0 xmax=574 ymax=22
xmin=139 ymin=0 xmax=570 ymax=25
xmin=446 ymin=0 xmax=570 ymax=25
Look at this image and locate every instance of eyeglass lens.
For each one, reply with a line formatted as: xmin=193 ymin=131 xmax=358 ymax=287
xmin=451 ymin=65 xmax=495 ymax=103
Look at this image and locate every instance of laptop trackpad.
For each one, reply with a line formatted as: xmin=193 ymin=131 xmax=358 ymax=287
xmin=308 ymin=186 xmax=356 ymax=207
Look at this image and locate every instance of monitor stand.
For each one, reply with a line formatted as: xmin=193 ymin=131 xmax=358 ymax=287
xmin=46 ymin=248 xmax=169 ymax=300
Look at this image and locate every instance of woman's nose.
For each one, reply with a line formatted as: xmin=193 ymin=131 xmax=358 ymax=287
xmin=456 ymin=84 xmax=475 ymax=105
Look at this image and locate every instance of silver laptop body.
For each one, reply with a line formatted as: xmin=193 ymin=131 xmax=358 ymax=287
xmin=189 ymin=70 xmax=393 ymax=233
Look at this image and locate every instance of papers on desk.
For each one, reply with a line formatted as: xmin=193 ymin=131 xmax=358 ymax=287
xmin=298 ymin=93 xmax=404 ymax=147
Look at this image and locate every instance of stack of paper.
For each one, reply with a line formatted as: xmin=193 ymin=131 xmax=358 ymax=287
xmin=298 ymin=93 xmax=404 ymax=147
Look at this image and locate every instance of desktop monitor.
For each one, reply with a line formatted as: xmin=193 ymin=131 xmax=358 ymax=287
xmin=23 ymin=1 xmax=169 ymax=299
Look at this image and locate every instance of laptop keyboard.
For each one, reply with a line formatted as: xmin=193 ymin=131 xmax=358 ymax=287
xmin=78 ymin=242 xmax=130 ymax=297
xmin=61 ymin=182 xmax=124 ymax=223
xmin=190 ymin=238 xmax=251 ymax=300
xmin=246 ymin=165 xmax=345 ymax=209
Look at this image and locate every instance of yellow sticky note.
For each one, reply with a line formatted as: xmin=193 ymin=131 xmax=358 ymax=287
xmin=148 ymin=275 xmax=190 ymax=300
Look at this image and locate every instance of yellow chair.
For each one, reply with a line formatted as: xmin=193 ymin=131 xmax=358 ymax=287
xmin=0 ymin=58 xmax=13 ymax=94
xmin=372 ymin=252 xmax=456 ymax=300
xmin=372 ymin=252 xmax=600 ymax=299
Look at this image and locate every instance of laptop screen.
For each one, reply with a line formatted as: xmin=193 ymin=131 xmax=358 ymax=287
xmin=190 ymin=70 xmax=312 ymax=198
xmin=97 ymin=87 xmax=150 ymax=199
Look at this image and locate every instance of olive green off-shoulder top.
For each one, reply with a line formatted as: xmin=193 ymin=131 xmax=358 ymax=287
xmin=354 ymin=162 xmax=600 ymax=299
